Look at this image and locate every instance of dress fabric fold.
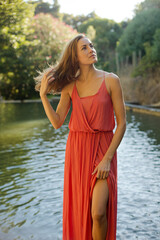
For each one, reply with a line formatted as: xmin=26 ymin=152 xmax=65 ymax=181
xmin=63 ymin=77 xmax=117 ymax=240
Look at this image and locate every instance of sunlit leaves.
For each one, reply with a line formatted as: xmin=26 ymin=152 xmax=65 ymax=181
xmin=0 ymin=1 xmax=78 ymax=100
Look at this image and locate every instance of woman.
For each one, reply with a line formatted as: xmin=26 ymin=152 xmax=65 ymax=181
xmin=35 ymin=34 xmax=126 ymax=240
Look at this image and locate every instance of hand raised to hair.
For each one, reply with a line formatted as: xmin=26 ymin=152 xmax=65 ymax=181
xmin=40 ymin=69 xmax=55 ymax=97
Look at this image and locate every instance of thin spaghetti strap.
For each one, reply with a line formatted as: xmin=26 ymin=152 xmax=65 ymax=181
xmin=103 ymin=71 xmax=111 ymax=97
xmin=71 ymin=81 xmax=76 ymax=99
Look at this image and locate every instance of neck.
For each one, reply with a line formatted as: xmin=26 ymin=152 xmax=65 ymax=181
xmin=79 ymin=64 xmax=97 ymax=83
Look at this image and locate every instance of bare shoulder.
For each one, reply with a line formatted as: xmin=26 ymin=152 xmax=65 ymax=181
xmin=61 ymin=81 xmax=75 ymax=99
xmin=105 ymin=72 xmax=120 ymax=81
xmin=104 ymin=71 xmax=121 ymax=96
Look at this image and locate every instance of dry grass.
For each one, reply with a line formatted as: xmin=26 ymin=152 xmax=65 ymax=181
xmin=118 ymin=65 xmax=160 ymax=106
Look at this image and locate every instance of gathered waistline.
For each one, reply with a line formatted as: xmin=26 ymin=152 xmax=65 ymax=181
xmin=69 ymin=129 xmax=113 ymax=134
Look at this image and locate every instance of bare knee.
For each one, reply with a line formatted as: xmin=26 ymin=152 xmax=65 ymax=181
xmin=92 ymin=211 xmax=106 ymax=224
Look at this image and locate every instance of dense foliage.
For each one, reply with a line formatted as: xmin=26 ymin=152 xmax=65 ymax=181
xmin=134 ymin=0 xmax=160 ymax=14
xmin=116 ymin=0 xmax=160 ymax=77
xmin=132 ymin=28 xmax=160 ymax=77
xmin=0 ymin=0 xmax=36 ymax=99
xmin=29 ymin=0 xmax=61 ymax=19
xmin=0 ymin=0 xmax=77 ymax=100
xmin=116 ymin=8 xmax=160 ymax=61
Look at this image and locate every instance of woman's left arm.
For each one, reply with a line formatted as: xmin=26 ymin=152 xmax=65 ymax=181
xmin=103 ymin=74 xmax=126 ymax=162
xmin=92 ymin=74 xmax=126 ymax=178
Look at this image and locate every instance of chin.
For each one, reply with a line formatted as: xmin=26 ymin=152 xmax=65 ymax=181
xmin=92 ymin=58 xmax=98 ymax=64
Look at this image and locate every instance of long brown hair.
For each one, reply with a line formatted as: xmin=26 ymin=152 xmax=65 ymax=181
xmin=34 ymin=33 xmax=85 ymax=95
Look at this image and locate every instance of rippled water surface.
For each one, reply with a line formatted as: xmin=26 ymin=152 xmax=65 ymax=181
xmin=0 ymin=102 xmax=160 ymax=240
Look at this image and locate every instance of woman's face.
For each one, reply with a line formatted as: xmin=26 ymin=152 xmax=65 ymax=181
xmin=76 ymin=37 xmax=97 ymax=66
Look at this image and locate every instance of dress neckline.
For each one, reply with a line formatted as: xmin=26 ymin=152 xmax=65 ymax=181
xmin=75 ymin=78 xmax=105 ymax=99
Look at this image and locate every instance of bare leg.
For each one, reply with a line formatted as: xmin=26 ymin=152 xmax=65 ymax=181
xmin=91 ymin=179 xmax=109 ymax=240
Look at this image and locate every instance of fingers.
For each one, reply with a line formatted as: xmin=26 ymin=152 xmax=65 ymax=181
xmin=97 ymin=170 xmax=109 ymax=179
xmin=46 ymin=68 xmax=54 ymax=77
xmin=105 ymin=172 xmax=109 ymax=178
xmin=48 ymin=76 xmax=55 ymax=84
xmin=42 ymin=69 xmax=54 ymax=81
xmin=92 ymin=166 xmax=98 ymax=175
xmin=42 ymin=74 xmax=55 ymax=84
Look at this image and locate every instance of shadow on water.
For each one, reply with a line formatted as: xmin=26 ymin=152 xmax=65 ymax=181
xmin=126 ymin=109 xmax=160 ymax=145
xmin=0 ymin=102 xmax=159 ymax=240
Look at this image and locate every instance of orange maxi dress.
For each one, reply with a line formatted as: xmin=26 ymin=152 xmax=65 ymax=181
xmin=63 ymin=75 xmax=117 ymax=240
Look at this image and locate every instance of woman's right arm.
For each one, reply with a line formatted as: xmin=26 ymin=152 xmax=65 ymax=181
xmin=40 ymin=71 xmax=71 ymax=129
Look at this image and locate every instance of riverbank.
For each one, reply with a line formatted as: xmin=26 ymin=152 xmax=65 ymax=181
xmin=0 ymin=96 xmax=60 ymax=103
xmin=0 ymin=98 xmax=160 ymax=116
xmin=119 ymin=65 xmax=160 ymax=106
xmin=125 ymin=102 xmax=160 ymax=117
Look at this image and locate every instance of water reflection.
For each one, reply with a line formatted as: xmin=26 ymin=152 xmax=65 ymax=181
xmin=127 ymin=110 xmax=160 ymax=145
xmin=0 ymin=102 xmax=159 ymax=240
xmin=117 ymin=111 xmax=160 ymax=240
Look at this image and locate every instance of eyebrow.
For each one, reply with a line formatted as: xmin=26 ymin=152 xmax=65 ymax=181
xmin=81 ymin=44 xmax=87 ymax=47
xmin=80 ymin=43 xmax=93 ymax=48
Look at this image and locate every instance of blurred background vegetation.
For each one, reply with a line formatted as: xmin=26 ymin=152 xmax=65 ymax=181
xmin=0 ymin=0 xmax=160 ymax=105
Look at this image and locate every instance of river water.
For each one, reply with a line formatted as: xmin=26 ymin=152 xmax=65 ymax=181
xmin=0 ymin=102 xmax=160 ymax=240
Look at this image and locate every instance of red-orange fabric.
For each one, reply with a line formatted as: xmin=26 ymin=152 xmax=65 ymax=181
xmin=63 ymin=76 xmax=117 ymax=240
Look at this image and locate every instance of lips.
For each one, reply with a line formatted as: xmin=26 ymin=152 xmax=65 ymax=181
xmin=89 ymin=54 xmax=96 ymax=58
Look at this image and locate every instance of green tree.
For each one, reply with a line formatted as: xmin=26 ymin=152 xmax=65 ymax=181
xmin=116 ymin=8 xmax=160 ymax=61
xmin=86 ymin=25 xmax=96 ymax=41
xmin=29 ymin=0 xmax=61 ymax=19
xmin=34 ymin=0 xmax=51 ymax=15
xmin=30 ymin=13 xmax=78 ymax=69
xmin=151 ymin=28 xmax=160 ymax=62
xmin=52 ymin=0 xmax=60 ymax=19
xmin=134 ymin=0 xmax=160 ymax=14
xmin=0 ymin=6 xmax=78 ymax=100
xmin=133 ymin=28 xmax=160 ymax=77
xmin=0 ymin=0 xmax=38 ymax=100
xmin=62 ymin=11 xmax=98 ymax=29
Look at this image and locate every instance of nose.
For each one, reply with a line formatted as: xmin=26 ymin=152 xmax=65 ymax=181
xmin=88 ymin=46 xmax=94 ymax=53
